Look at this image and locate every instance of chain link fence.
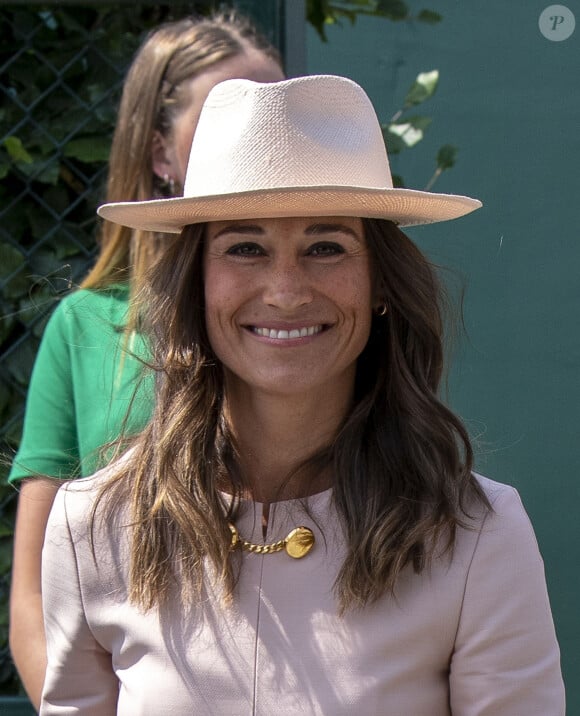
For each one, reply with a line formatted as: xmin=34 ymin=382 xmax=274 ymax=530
xmin=0 ymin=1 xmax=284 ymax=697
xmin=0 ymin=0 xmax=283 ymax=463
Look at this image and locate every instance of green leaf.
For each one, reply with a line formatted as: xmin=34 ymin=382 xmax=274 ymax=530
xmin=306 ymin=0 xmax=331 ymax=41
xmin=306 ymin=0 xmax=430 ymax=38
xmin=0 ymin=243 xmax=25 ymax=280
xmin=0 ymin=539 xmax=12 ymax=576
xmin=63 ymin=136 xmax=111 ymax=163
xmin=0 ymin=244 xmax=30 ymax=301
xmin=39 ymin=185 xmax=70 ymax=215
xmin=376 ymin=0 xmax=409 ymax=21
xmin=417 ymin=9 xmax=442 ymax=24
xmin=16 ymin=158 xmax=60 ymax=185
xmin=15 ymin=294 xmax=55 ymax=336
xmin=38 ymin=9 xmax=59 ymax=31
xmin=0 ymin=274 xmax=31 ymax=301
xmin=0 ymin=311 xmax=15 ymax=345
xmin=391 ymin=173 xmax=405 ymax=188
xmin=403 ymin=69 xmax=439 ymax=108
xmin=3 ymin=136 xmax=33 ymax=164
xmin=0 ymin=157 xmax=9 ymax=180
xmin=3 ymin=338 xmax=38 ymax=387
xmin=436 ymin=144 xmax=458 ymax=170
xmin=383 ymin=115 xmax=432 ymax=152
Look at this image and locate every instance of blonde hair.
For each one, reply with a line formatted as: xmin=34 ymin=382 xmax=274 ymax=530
xmin=81 ymin=12 xmax=282 ymax=294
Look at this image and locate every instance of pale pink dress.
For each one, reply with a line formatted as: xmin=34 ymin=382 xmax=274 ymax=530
xmin=40 ymin=472 xmax=565 ymax=715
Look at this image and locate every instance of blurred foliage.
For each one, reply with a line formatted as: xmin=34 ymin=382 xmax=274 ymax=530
xmin=307 ymin=0 xmax=441 ymax=41
xmin=0 ymin=0 xmax=453 ymax=700
xmin=381 ymin=69 xmax=458 ymax=188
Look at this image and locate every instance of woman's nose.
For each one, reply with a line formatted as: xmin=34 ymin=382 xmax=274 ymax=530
xmin=262 ymin=262 xmax=314 ymax=311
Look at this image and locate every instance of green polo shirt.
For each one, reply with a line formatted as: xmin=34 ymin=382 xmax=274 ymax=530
xmin=8 ymin=286 xmax=154 ymax=481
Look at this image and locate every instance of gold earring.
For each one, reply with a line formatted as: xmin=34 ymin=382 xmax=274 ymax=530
xmin=162 ymin=173 xmax=176 ymax=195
xmin=375 ymin=303 xmax=388 ymax=316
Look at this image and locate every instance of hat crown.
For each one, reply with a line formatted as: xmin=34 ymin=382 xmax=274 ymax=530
xmin=97 ymin=74 xmax=482 ymax=232
xmin=184 ymin=75 xmax=394 ymax=197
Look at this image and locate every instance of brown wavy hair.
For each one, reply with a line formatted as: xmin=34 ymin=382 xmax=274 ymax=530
xmin=97 ymin=218 xmax=489 ymax=613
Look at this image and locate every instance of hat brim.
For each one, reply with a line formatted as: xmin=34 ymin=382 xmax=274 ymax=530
xmin=97 ymin=185 xmax=482 ymax=234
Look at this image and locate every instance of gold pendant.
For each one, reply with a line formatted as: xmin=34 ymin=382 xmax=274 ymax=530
xmin=229 ymin=523 xmax=315 ymax=559
xmin=284 ymin=526 xmax=315 ymax=558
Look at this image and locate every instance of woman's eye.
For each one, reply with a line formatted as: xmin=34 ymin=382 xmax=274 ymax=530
xmin=226 ymin=242 xmax=265 ymax=257
xmin=308 ymin=242 xmax=345 ymax=257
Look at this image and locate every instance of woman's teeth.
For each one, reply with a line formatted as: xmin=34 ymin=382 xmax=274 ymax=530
xmin=252 ymin=325 xmax=323 ymax=340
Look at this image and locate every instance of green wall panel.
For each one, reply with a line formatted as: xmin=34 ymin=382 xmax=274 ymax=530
xmin=307 ymin=1 xmax=579 ymax=710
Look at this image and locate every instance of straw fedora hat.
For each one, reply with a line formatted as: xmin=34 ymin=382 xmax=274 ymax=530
xmin=98 ymin=74 xmax=481 ymax=232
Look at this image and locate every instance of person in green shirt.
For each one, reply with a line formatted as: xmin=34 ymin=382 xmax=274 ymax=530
xmin=9 ymin=286 xmax=153 ymax=481
xmin=8 ymin=12 xmax=284 ymax=708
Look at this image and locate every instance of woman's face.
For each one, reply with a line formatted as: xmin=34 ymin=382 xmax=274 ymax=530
xmin=203 ymin=216 xmax=374 ymax=400
xmin=156 ymin=49 xmax=284 ymax=187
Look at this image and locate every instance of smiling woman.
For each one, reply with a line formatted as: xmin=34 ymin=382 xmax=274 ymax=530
xmin=203 ymin=217 xmax=372 ymax=407
xmin=39 ymin=76 xmax=565 ymax=715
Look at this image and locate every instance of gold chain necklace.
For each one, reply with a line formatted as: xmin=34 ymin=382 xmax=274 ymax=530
xmin=228 ymin=522 xmax=315 ymax=559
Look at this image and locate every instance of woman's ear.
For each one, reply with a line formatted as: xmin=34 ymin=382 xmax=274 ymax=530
xmin=151 ymin=130 xmax=172 ymax=180
xmin=372 ymin=284 xmax=385 ymax=308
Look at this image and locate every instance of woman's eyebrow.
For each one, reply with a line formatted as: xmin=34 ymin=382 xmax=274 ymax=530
xmin=210 ymin=221 xmax=362 ymax=242
xmin=305 ymin=223 xmax=362 ymax=242
xmin=211 ymin=224 xmax=265 ymax=239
